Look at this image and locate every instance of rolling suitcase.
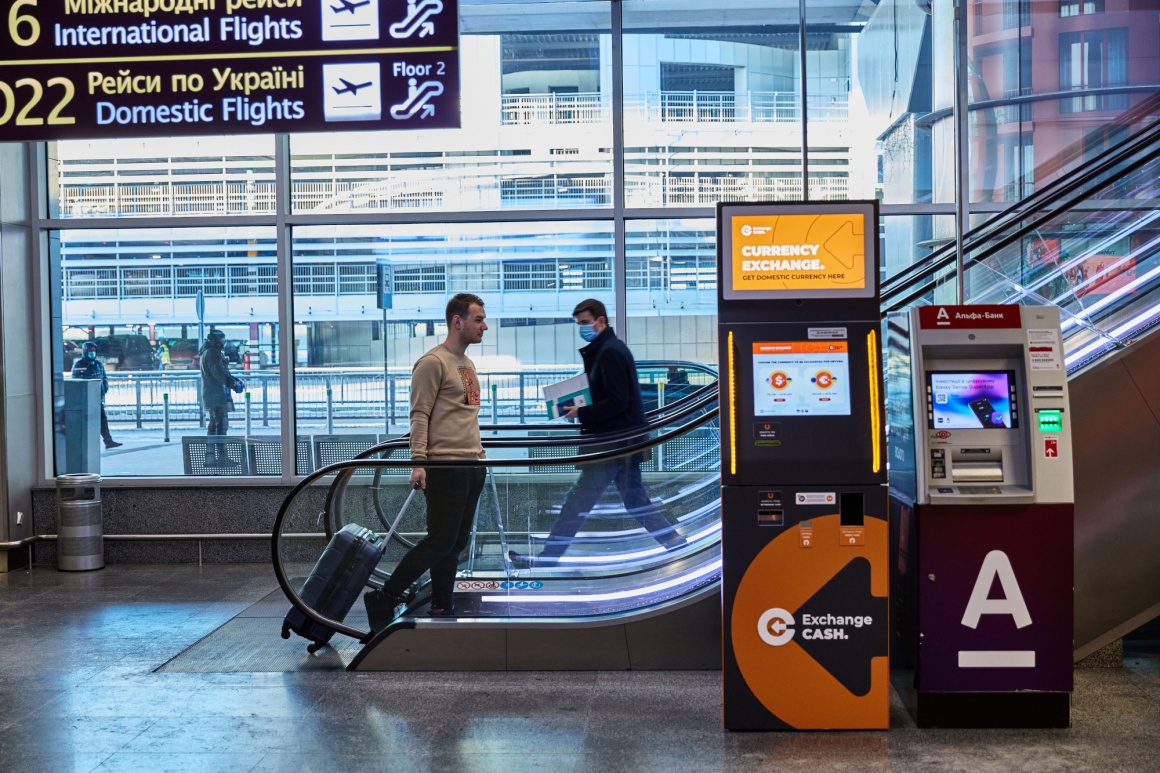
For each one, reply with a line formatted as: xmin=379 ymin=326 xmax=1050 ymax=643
xmin=282 ymin=489 xmax=418 ymax=652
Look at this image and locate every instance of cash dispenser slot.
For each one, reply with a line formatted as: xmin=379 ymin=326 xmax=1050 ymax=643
xmin=950 ymin=447 xmax=1004 ymax=483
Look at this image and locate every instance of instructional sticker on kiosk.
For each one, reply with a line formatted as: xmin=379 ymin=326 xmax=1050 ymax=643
xmin=1027 ymin=329 xmax=1063 ymax=371
xmin=796 ymin=492 xmax=836 ymax=505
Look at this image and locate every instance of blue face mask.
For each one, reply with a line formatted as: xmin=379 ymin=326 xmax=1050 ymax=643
xmin=85 ymin=350 xmax=96 ymax=360
xmin=578 ymin=324 xmax=598 ymax=342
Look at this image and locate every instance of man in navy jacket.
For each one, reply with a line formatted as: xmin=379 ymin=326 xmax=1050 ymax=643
xmin=71 ymin=341 xmax=122 ymax=450
xmin=510 ymin=299 xmax=686 ymax=566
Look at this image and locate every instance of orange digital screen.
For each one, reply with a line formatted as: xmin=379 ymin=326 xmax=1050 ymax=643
xmin=730 ymin=212 xmax=866 ymax=293
xmin=753 ymin=340 xmax=851 ymax=416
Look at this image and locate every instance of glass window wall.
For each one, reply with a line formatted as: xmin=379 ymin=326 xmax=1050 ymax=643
xmin=41 ymin=0 xmax=1153 ymax=479
xmin=290 ymin=221 xmax=614 ymax=473
xmin=291 ymin=2 xmax=613 ymax=214
xmin=52 ymin=226 xmax=279 ymax=477
xmin=624 ymin=218 xmax=716 ymax=364
xmin=622 ymin=0 xmax=806 ymax=207
xmin=48 ymin=136 xmax=275 ymax=219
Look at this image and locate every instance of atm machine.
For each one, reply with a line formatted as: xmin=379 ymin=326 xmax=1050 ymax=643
xmin=718 ymin=200 xmax=889 ymax=730
xmin=887 ymin=304 xmax=1074 ymax=728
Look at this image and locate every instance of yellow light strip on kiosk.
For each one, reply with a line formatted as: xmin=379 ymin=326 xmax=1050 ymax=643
xmin=867 ymin=329 xmax=881 ymax=474
xmin=728 ymin=330 xmax=737 ymax=476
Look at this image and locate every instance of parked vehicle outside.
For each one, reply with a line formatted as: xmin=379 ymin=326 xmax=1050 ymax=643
xmin=223 ymin=339 xmax=247 ymax=366
xmin=63 ymin=341 xmax=82 ymax=372
xmin=163 ymin=338 xmax=200 ymax=370
xmin=92 ymin=334 xmax=159 ymax=371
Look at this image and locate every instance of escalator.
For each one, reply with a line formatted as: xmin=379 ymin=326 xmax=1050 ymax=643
xmin=881 ymin=115 xmax=1160 ymax=659
xmin=273 ymin=114 xmax=1160 ymax=670
xmin=273 ymin=378 xmax=724 ymax=670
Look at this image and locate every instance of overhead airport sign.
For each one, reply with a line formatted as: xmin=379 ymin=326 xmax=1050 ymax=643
xmin=0 ymin=0 xmax=460 ymax=140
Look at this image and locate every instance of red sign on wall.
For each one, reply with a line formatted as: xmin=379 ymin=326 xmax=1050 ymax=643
xmin=918 ymin=305 xmax=1022 ymax=330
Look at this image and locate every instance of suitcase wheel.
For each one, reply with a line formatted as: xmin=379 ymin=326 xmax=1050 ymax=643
xmin=281 ymin=623 xmax=290 ymax=640
xmin=307 ymin=642 xmax=324 ymax=654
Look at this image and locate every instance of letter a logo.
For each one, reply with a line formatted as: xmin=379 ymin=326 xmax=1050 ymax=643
xmin=937 ymin=307 xmax=950 ymax=321
xmin=961 ymin=550 xmax=1032 ymax=629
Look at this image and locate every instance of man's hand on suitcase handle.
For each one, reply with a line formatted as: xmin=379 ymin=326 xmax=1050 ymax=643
xmin=410 ymin=468 xmax=426 ymax=490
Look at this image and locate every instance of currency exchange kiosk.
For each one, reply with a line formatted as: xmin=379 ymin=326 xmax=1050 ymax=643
xmin=718 ymin=200 xmax=889 ymax=730
xmin=886 ymin=304 xmax=1074 ymax=728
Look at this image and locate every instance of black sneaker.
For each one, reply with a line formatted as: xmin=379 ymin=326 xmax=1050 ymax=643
xmin=363 ymin=589 xmax=402 ymax=633
xmin=507 ymin=551 xmax=557 ymax=568
xmin=427 ymin=605 xmax=456 ymax=618
xmin=104 ymin=441 xmax=123 ymax=449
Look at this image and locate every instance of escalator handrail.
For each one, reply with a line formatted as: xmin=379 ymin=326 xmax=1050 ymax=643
xmin=271 ymin=405 xmax=721 ymax=644
xmin=881 ymin=118 xmax=1160 ymax=304
xmin=324 ymin=388 xmax=721 ymax=539
xmin=635 ymin=358 xmax=718 ymax=380
xmin=468 ymin=381 xmax=718 ymax=437
xmin=882 ymin=117 xmax=1160 ymax=297
xmin=474 ymin=380 xmax=717 ymax=435
xmin=348 ymin=381 xmax=719 ymax=463
xmin=881 ymin=139 xmax=1160 ymax=317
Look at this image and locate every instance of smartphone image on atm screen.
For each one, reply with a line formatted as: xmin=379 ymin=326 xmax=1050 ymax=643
xmin=968 ymin=398 xmax=1006 ymax=428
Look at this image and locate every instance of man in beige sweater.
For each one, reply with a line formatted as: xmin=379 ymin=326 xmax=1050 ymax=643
xmin=364 ymin=293 xmax=487 ymax=630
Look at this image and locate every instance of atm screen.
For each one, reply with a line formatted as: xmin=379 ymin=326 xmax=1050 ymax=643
xmin=927 ymin=371 xmax=1019 ymax=429
xmin=753 ymin=341 xmax=851 ymax=416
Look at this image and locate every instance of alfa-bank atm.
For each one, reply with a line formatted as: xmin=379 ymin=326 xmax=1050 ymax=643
xmin=718 ymin=200 xmax=889 ymax=730
xmin=886 ymin=304 xmax=1074 ymax=728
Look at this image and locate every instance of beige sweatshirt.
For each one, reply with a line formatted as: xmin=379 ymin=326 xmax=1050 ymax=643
xmin=409 ymin=344 xmax=484 ymax=461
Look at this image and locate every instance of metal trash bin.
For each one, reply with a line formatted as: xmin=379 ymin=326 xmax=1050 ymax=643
xmin=56 ymin=473 xmax=104 ymax=571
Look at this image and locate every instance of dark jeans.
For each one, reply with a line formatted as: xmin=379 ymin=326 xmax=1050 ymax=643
xmin=206 ymin=407 xmax=229 ymax=436
xmin=383 ymin=466 xmax=485 ymax=609
xmin=205 ymin=407 xmax=231 ymax=463
xmin=541 ymin=454 xmax=681 ymax=559
xmin=99 ymin=406 xmax=115 ymax=446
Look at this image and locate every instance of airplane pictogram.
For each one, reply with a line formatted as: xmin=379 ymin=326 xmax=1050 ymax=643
xmin=389 ymin=0 xmax=443 ymax=38
xmin=330 ymin=0 xmax=370 ymax=14
xmin=332 ymin=78 xmax=373 ymax=96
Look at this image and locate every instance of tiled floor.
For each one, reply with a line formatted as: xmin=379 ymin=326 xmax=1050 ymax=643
xmin=0 ymin=564 xmax=1157 ymax=772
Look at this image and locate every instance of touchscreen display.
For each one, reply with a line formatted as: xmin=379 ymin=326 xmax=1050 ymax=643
xmin=753 ymin=341 xmax=851 ymax=416
xmin=927 ymin=371 xmax=1018 ymax=429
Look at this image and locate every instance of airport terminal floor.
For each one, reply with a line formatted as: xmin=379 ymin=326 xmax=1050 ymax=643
xmin=1 ymin=563 xmax=1157 ymax=773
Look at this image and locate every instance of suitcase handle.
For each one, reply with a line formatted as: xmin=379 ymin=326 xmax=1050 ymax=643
xmin=380 ymin=487 xmax=418 ymax=544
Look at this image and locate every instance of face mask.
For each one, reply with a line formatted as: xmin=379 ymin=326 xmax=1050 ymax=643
xmin=85 ymin=350 xmax=96 ymax=359
xmin=578 ymin=324 xmax=598 ymax=342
